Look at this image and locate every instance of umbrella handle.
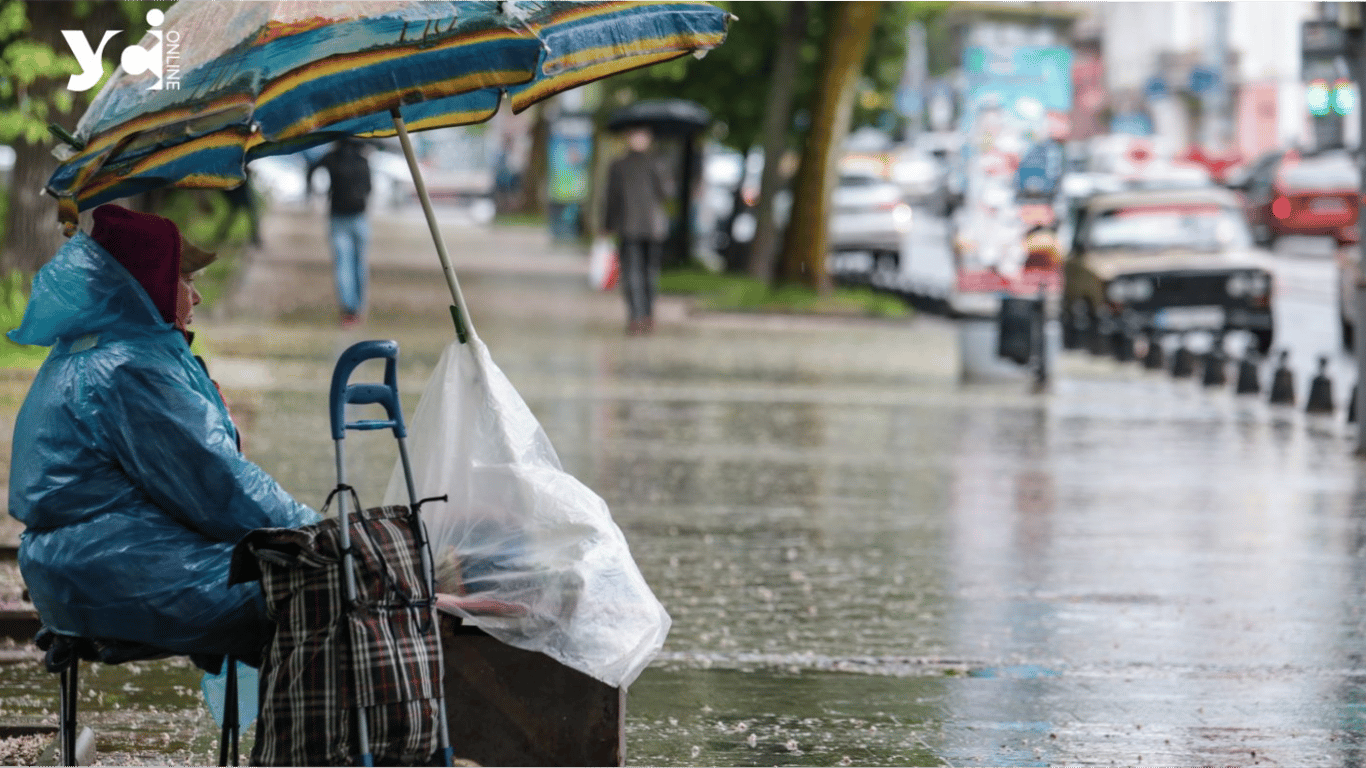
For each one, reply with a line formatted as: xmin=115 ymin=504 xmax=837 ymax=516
xmin=390 ymin=108 xmax=474 ymax=345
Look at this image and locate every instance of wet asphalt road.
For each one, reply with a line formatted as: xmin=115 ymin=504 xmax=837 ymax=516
xmin=4 ymin=202 xmax=1366 ymax=766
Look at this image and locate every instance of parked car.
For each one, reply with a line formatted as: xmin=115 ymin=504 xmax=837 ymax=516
xmin=889 ymin=147 xmax=948 ymax=211
xmin=1232 ymin=148 xmax=1359 ymax=247
xmin=1062 ymin=186 xmax=1276 ymax=355
xmin=828 ymin=168 xmax=913 ymax=272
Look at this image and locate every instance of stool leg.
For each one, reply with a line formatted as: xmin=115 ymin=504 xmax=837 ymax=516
xmin=59 ymin=655 xmax=77 ymax=766
xmin=219 ymin=656 xmax=238 ymax=767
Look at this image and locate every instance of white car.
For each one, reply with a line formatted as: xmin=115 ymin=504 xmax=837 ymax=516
xmin=829 ymin=170 xmax=912 ymax=271
xmin=889 ymin=148 xmax=947 ymax=208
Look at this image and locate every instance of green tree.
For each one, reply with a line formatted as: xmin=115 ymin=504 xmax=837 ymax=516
xmin=604 ymin=1 xmax=946 ymax=280
xmin=778 ymin=1 xmax=880 ymax=291
xmin=748 ymin=1 xmax=808 ymax=281
xmin=0 ymin=0 xmax=169 ymax=275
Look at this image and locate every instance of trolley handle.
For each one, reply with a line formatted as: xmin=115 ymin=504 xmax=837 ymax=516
xmin=329 ymin=340 xmax=407 ymax=440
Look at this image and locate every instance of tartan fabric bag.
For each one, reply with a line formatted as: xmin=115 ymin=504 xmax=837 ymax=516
xmin=230 ymin=498 xmax=444 ymax=767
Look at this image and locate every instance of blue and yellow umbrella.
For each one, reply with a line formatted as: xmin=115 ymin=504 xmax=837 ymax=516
xmin=47 ymin=0 xmax=732 ymax=235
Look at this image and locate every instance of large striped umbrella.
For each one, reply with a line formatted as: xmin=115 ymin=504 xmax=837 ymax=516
xmin=47 ymin=0 xmax=730 ymax=338
xmin=47 ymin=0 xmax=731 ymax=232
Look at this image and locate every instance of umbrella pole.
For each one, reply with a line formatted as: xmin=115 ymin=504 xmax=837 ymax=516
xmin=390 ymin=108 xmax=472 ymax=344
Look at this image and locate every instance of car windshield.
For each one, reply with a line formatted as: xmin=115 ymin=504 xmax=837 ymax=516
xmin=1279 ymin=153 xmax=1358 ymax=192
xmin=1087 ymin=204 xmax=1254 ymax=252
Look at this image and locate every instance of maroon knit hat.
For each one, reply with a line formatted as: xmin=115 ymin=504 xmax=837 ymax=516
xmin=90 ymin=204 xmax=181 ymax=324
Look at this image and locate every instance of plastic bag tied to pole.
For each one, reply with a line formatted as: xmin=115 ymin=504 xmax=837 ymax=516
xmin=383 ymin=335 xmax=670 ymax=689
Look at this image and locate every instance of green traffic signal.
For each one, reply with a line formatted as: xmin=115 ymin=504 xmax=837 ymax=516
xmin=1309 ymin=79 xmax=1332 ymax=116
xmin=1333 ymin=79 xmax=1355 ymax=115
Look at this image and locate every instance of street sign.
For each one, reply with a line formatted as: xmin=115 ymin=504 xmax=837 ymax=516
xmin=1189 ymin=66 xmax=1219 ymax=95
xmin=1302 ymin=20 xmax=1350 ymax=86
xmin=1143 ymin=76 xmax=1168 ymax=101
xmin=1303 ymin=20 xmax=1348 ymax=56
xmin=896 ymin=88 xmax=923 ymax=119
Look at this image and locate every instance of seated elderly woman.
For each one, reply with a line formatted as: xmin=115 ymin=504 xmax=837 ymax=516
xmin=7 ymin=204 xmax=319 ymax=663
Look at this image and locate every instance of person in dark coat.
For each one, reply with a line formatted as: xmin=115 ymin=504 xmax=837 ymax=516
xmin=604 ymin=127 xmax=673 ymax=335
xmin=7 ymin=204 xmax=320 ymax=664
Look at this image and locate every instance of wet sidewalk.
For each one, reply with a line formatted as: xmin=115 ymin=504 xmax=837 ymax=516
xmin=4 ymin=199 xmax=1366 ymax=765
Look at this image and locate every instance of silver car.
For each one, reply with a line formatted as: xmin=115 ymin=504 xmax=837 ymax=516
xmin=829 ymin=170 xmax=913 ymax=271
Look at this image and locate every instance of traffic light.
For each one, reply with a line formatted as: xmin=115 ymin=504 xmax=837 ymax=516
xmin=1334 ymin=78 xmax=1356 ymax=115
xmin=1309 ymin=79 xmax=1332 ymax=115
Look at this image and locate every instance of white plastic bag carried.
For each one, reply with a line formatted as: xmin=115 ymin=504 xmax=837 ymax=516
xmin=588 ymin=235 xmax=619 ymax=291
xmin=383 ymin=334 xmax=669 ymax=689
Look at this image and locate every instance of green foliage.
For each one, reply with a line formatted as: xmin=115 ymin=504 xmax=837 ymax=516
xmin=0 ymin=0 xmax=173 ymax=146
xmin=659 ymin=267 xmax=910 ymax=319
xmin=604 ymin=1 xmax=949 ymax=151
xmin=0 ymin=268 xmax=47 ymax=368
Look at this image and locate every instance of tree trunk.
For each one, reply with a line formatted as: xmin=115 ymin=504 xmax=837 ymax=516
xmin=777 ymin=2 xmax=880 ymax=292
xmin=519 ymin=102 xmax=551 ymax=217
xmin=3 ymin=1 xmax=128 ymax=274
xmin=748 ymin=1 xmax=808 ymax=283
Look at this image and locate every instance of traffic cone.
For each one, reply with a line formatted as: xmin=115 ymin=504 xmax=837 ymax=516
xmin=1142 ymin=336 xmax=1166 ymax=370
xmin=1171 ymin=344 xmax=1195 ymax=378
xmin=1269 ymin=351 xmax=1295 ymax=406
xmin=1306 ymin=356 xmax=1335 ymax=414
xmin=1202 ymin=347 xmax=1227 ymax=387
xmin=1087 ymin=325 xmax=1111 ymax=357
xmin=1235 ymin=351 xmax=1261 ymax=395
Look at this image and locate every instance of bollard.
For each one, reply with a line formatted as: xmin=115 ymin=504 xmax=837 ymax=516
xmin=1306 ymin=356 xmax=1335 ymax=414
xmin=1087 ymin=324 xmax=1111 ymax=357
xmin=1171 ymin=344 xmax=1195 ymax=378
xmin=1235 ymin=351 xmax=1261 ymax=395
xmin=1112 ymin=330 xmax=1134 ymax=363
xmin=1351 ymin=383 xmax=1358 ymax=423
xmin=1269 ymin=350 xmax=1296 ymax=406
xmin=1142 ymin=335 xmax=1166 ymax=370
xmin=1201 ymin=346 xmax=1227 ymax=387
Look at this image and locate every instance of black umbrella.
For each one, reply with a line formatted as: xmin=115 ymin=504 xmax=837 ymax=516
xmin=607 ymin=99 xmax=711 ymax=136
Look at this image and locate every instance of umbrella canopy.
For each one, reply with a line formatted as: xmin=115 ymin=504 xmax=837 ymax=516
xmin=606 ymin=98 xmax=711 ymax=136
xmin=47 ymin=0 xmax=732 ymax=234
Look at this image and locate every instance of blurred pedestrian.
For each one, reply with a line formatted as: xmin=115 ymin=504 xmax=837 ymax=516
xmin=604 ymin=127 xmax=672 ymax=335
xmin=308 ymin=138 xmax=373 ymax=328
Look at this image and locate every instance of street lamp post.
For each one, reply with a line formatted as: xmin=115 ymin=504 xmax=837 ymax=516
xmin=1348 ymin=3 xmax=1366 ymax=454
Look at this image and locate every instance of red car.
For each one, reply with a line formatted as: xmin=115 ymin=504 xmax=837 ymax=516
xmin=1235 ymin=149 xmax=1359 ymax=247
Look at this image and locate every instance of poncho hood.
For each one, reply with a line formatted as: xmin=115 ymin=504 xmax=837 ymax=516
xmin=8 ymin=230 xmax=170 ymax=348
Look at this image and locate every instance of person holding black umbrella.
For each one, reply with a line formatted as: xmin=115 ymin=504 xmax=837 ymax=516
xmin=604 ymin=127 xmax=674 ymax=335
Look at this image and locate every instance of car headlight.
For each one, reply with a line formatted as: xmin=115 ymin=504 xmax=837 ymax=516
xmin=1129 ymin=277 xmax=1154 ymax=302
xmin=1227 ymin=271 xmax=1271 ymax=297
xmin=892 ymin=203 xmax=913 ymax=231
xmin=1105 ymin=277 xmax=1154 ymax=303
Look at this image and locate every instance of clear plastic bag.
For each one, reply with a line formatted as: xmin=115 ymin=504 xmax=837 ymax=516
xmin=383 ymin=336 xmax=670 ymax=688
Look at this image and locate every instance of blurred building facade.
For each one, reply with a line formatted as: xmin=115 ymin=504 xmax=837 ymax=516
xmin=941 ymin=2 xmax=1343 ymax=160
xmin=1094 ymin=2 xmax=1332 ymax=158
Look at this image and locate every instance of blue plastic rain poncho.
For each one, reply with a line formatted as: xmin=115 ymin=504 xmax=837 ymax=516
xmin=7 ymin=229 xmax=319 ymax=659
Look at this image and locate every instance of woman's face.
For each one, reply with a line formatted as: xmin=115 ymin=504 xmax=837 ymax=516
xmin=175 ymin=274 xmax=201 ymax=330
